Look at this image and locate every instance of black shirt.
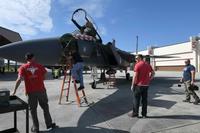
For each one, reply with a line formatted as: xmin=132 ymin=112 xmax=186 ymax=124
xmin=72 ymin=52 xmax=83 ymax=64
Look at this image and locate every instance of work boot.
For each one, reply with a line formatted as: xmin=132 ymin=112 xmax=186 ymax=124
xmin=75 ymin=80 xmax=80 ymax=83
xmin=47 ymin=123 xmax=58 ymax=130
xmin=72 ymin=80 xmax=80 ymax=83
xmin=78 ymin=86 xmax=85 ymax=91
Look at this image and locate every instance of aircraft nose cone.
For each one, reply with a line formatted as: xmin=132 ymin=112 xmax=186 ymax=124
xmin=0 ymin=37 xmax=63 ymax=65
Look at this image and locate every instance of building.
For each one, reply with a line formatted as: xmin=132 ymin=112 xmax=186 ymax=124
xmin=0 ymin=27 xmax=22 ymax=72
xmin=137 ymin=36 xmax=200 ymax=72
xmin=0 ymin=26 xmax=22 ymax=45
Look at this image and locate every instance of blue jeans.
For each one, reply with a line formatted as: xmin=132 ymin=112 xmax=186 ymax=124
xmin=71 ymin=62 xmax=84 ymax=87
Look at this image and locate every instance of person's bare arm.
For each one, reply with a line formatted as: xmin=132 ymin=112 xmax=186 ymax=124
xmin=150 ymin=70 xmax=155 ymax=80
xmin=131 ymin=72 xmax=137 ymax=91
xmin=131 ymin=72 xmax=138 ymax=88
xmin=133 ymin=72 xmax=138 ymax=85
xmin=12 ymin=76 xmax=22 ymax=95
xmin=43 ymin=72 xmax=47 ymax=80
xmin=191 ymin=70 xmax=195 ymax=84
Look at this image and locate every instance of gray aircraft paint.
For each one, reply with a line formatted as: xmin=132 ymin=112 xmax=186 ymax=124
xmin=0 ymin=37 xmax=63 ymax=66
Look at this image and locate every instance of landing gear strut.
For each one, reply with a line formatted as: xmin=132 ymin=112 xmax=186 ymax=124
xmin=92 ymin=81 xmax=97 ymax=89
xmin=91 ymin=67 xmax=98 ymax=89
xmin=100 ymin=72 xmax=106 ymax=81
xmin=126 ymin=73 xmax=130 ymax=80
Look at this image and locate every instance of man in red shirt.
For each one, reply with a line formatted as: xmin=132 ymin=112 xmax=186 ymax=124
xmin=129 ymin=54 xmax=154 ymax=118
xmin=12 ymin=53 xmax=56 ymax=133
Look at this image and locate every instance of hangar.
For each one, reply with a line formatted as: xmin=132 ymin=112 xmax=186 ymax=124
xmin=0 ymin=26 xmax=22 ymax=45
xmin=0 ymin=26 xmax=22 ymax=73
xmin=137 ymin=36 xmax=200 ymax=72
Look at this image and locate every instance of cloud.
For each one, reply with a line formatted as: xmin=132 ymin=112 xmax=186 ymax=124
xmin=58 ymin=0 xmax=109 ymax=37
xmin=0 ymin=0 xmax=53 ymax=37
xmin=98 ymin=25 xmax=107 ymax=36
xmin=58 ymin=0 xmax=110 ymax=19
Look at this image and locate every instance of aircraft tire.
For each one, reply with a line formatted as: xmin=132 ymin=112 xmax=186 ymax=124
xmin=126 ymin=73 xmax=130 ymax=80
xmin=92 ymin=81 xmax=96 ymax=89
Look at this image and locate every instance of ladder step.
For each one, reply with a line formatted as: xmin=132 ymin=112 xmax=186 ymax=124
xmin=59 ymin=62 xmax=88 ymax=106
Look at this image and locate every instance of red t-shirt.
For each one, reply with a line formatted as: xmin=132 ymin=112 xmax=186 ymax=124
xmin=134 ymin=60 xmax=153 ymax=86
xmin=18 ymin=62 xmax=47 ymax=94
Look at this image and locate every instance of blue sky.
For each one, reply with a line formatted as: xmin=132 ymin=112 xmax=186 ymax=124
xmin=1 ymin=0 xmax=200 ymax=52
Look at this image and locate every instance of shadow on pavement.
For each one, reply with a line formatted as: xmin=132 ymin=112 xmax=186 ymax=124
xmin=148 ymin=77 xmax=184 ymax=109
xmin=147 ymin=115 xmax=200 ymax=120
xmin=78 ymin=77 xmax=133 ymax=128
xmin=149 ymin=99 xmax=177 ymax=109
xmin=77 ymin=75 xmax=190 ymax=129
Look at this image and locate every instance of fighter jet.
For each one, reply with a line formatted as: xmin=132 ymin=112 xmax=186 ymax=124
xmin=0 ymin=8 xmax=172 ymax=88
xmin=0 ymin=9 xmax=134 ymax=76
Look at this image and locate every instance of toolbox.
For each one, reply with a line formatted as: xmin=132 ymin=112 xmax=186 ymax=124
xmin=0 ymin=88 xmax=10 ymax=106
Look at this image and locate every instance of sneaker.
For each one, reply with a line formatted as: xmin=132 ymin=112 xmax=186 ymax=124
xmin=128 ymin=112 xmax=138 ymax=118
xmin=183 ymin=99 xmax=190 ymax=103
xmin=31 ymin=127 xmax=39 ymax=133
xmin=47 ymin=123 xmax=57 ymax=130
xmin=75 ymin=80 xmax=80 ymax=83
xmin=72 ymin=80 xmax=80 ymax=83
xmin=78 ymin=86 xmax=85 ymax=91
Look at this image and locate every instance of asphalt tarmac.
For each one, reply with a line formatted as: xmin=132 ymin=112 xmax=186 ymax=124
xmin=0 ymin=71 xmax=200 ymax=133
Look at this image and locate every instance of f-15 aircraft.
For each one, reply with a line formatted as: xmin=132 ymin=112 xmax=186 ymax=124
xmin=0 ymin=8 xmax=171 ymax=88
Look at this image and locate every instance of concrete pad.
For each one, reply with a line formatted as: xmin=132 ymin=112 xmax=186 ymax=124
xmin=0 ymin=71 xmax=200 ymax=133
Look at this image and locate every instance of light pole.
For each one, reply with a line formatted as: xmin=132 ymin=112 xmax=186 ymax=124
xmin=136 ymin=35 xmax=138 ymax=54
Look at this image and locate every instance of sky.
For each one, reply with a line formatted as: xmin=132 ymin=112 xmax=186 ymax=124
xmin=1 ymin=0 xmax=200 ymax=52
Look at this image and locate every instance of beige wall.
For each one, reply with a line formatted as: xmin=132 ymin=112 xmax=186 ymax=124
xmin=135 ymin=37 xmax=200 ymax=72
